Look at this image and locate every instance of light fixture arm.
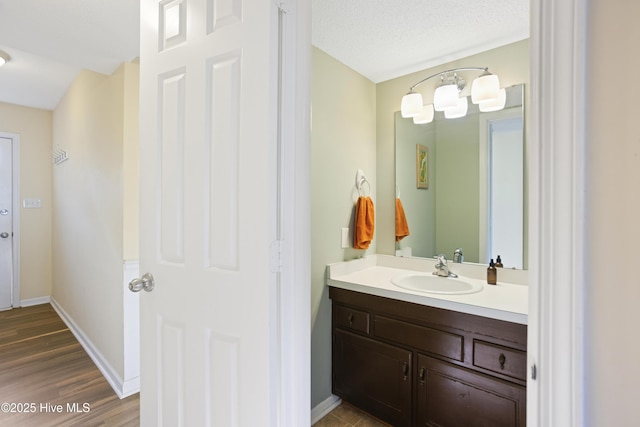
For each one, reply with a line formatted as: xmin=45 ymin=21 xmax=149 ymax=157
xmin=408 ymin=67 xmax=489 ymax=92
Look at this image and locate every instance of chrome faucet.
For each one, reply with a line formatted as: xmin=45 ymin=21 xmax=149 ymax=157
xmin=433 ymin=254 xmax=458 ymax=278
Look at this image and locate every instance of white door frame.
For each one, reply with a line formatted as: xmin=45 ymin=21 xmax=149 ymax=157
xmin=294 ymin=0 xmax=588 ymax=424
xmin=277 ymin=0 xmax=312 ymax=424
xmin=0 ymin=132 xmax=20 ymax=309
xmin=528 ymin=0 xmax=587 ymax=425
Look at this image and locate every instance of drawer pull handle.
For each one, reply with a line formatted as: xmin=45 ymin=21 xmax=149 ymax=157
xmin=348 ymin=313 xmax=354 ymax=326
xmin=499 ymin=353 xmax=506 ymax=369
xmin=419 ymin=367 xmax=426 ymax=384
xmin=402 ymin=362 xmax=409 ymax=380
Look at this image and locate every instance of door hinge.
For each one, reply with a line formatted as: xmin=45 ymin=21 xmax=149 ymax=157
xmin=270 ymin=240 xmax=287 ymax=273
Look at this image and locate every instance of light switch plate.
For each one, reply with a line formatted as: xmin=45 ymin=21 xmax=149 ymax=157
xmin=23 ymin=198 xmax=42 ymax=209
xmin=341 ymin=228 xmax=350 ymax=248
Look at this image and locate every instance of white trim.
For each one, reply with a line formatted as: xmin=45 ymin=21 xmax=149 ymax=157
xmin=311 ymin=394 xmax=341 ymax=425
xmin=20 ymin=296 xmax=51 ymax=307
xmin=275 ymin=0 xmax=311 ymax=425
xmin=0 ymin=132 xmax=20 ymax=309
xmin=529 ymin=0 xmax=587 ymax=425
xmin=50 ymin=297 xmax=135 ymax=399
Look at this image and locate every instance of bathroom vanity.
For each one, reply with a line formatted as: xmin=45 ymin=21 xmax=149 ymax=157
xmin=328 ymin=256 xmax=528 ymax=426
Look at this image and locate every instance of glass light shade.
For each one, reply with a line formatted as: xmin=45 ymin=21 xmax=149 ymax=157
xmin=471 ymin=73 xmax=500 ymax=104
xmin=401 ymin=92 xmax=423 ymax=118
xmin=479 ymin=88 xmax=507 ymax=112
xmin=433 ymin=83 xmax=459 ymax=111
xmin=444 ymin=96 xmax=468 ymax=119
xmin=0 ymin=57 xmax=5 ymax=67
xmin=413 ymin=104 xmax=434 ymax=124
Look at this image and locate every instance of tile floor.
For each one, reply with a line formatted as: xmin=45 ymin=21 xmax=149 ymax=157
xmin=313 ymin=402 xmax=392 ymax=427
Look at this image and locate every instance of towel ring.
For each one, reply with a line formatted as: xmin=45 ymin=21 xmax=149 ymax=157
xmin=355 ymin=169 xmax=371 ymax=197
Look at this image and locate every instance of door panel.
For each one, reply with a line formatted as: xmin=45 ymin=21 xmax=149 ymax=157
xmin=333 ymin=329 xmax=412 ymax=426
xmin=416 ymin=354 xmax=526 ymax=426
xmin=204 ymin=51 xmax=240 ymax=270
xmin=0 ymin=136 xmax=12 ymax=309
xmin=139 ymin=0 xmax=279 ymax=425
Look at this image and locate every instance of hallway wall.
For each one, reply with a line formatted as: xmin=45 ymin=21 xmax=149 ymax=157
xmin=51 ymin=62 xmax=139 ymax=392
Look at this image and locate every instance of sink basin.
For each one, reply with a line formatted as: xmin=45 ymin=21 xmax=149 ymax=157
xmin=391 ymin=273 xmax=483 ymax=295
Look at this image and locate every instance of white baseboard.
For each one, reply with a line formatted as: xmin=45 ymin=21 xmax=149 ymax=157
xmin=20 ymin=296 xmax=51 ymax=307
xmin=50 ymin=297 xmax=130 ymax=399
xmin=121 ymin=377 xmax=140 ymax=398
xmin=311 ymin=394 xmax=342 ymax=425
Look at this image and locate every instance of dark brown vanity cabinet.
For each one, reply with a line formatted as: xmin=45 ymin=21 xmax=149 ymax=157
xmin=330 ymin=287 xmax=527 ymax=427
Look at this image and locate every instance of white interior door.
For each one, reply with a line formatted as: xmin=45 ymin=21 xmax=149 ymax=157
xmin=0 ymin=136 xmax=13 ymax=310
xmin=137 ymin=0 xmax=290 ymax=425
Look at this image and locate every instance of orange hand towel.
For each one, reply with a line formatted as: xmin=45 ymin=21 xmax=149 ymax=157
xmin=354 ymin=196 xmax=375 ymax=249
xmin=395 ymin=198 xmax=410 ymax=242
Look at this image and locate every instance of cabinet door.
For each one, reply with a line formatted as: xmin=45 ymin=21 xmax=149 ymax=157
xmin=333 ymin=329 xmax=412 ymax=426
xmin=416 ymin=354 xmax=526 ymax=427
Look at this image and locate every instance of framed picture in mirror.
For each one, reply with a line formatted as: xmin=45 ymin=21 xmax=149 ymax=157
xmin=416 ymin=144 xmax=429 ymax=189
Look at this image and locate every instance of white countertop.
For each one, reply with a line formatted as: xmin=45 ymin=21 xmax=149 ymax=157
xmin=327 ymin=255 xmax=528 ymax=325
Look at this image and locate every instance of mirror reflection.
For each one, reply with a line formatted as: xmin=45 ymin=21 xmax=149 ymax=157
xmin=395 ymin=84 xmax=526 ymax=269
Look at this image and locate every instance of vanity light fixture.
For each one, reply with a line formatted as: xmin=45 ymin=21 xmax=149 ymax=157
xmin=444 ymin=96 xmax=468 ymax=119
xmin=479 ymin=88 xmax=507 ymax=112
xmin=0 ymin=50 xmax=10 ymax=68
xmin=400 ymin=67 xmax=502 ymax=123
xmin=413 ymin=104 xmax=435 ymax=124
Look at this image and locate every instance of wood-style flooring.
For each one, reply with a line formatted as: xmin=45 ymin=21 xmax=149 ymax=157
xmin=313 ymin=402 xmax=392 ymax=427
xmin=0 ymin=304 xmax=139 ymax=426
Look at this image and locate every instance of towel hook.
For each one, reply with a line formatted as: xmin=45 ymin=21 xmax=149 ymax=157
xmin=355 ymin=169 xmax=371 ymax=197
xmin=396 ymin=185 xmax=401 ymax=199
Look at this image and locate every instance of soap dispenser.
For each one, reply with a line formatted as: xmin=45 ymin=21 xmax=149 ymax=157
xmin=487 ymin=259 xmax=497 ymax=285
xmin=496 ymin=255 xmax=503 ymax=268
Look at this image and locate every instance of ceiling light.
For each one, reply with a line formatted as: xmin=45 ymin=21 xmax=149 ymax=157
xmin=0 ymin=50 xmax=10 ymax=67
xmin=413 ymin=104 xmax=434 ymax=124
xmin=400 ymin=67 xmax=505 ymax=119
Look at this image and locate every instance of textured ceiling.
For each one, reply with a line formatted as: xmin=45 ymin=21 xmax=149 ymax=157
xmin=0 ymin=0 xmax=528 ymax=111
xmin=312 ymin=0 xmax=530 ymax=83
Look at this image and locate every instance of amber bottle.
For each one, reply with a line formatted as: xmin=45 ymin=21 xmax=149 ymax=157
xmin=487 ymin=259 xmax=497 ymax=285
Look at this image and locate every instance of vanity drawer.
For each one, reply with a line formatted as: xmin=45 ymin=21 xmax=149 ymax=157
xmin=473 ymin=340 xmax=527 ymax=381
xmin=374 ymin=316 xmax=463 ymax=362
xmin=333 ymin=304 xmax=370 ymax=334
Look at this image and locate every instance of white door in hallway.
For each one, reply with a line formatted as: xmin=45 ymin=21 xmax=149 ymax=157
xmin=137 ymin=0 xmax=294 ymax=425
xmin=0 ymin=137 xmax=13 ymax=310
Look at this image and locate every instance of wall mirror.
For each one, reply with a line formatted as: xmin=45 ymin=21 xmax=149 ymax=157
xmin=395 ymin=84 xmax=526 ymax=269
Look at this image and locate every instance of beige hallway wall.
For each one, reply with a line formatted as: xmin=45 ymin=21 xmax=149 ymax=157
xmin=52 ymin=62 xmax=139 ymax=385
